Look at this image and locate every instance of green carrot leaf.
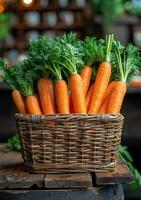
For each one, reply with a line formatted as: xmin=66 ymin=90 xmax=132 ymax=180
xmin=9 ymin=59 xmax=40 ymax=97
xmin=83 ymin=36 xmax=97 ymax=65
xmin=0 ymin=59 xmax=17 ymax=90
xmin=112 ymin=41 xmax=141 ymax=83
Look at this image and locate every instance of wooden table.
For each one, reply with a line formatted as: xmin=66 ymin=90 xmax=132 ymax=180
xmin=0 ymin=144 xmax=134 ymax=200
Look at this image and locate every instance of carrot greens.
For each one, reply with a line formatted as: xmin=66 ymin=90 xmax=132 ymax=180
xmin=112 ymin=41 xmax=141 ymax=83
xmin=83 ymin=36 xmax=97 ymax=66
xmin=59 ymin=32 xmax=83 ymax=51
xmin=9 ymin=60 xmax=39 ymax=97
xmin=0 ymin=60 xmax=17 ymax=90
xmin=105 ymin=41 xmax=141 ymax=114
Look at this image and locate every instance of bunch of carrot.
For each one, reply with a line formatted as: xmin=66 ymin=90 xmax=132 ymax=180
xmin=0 ymin=33 xmax=140 ymax=115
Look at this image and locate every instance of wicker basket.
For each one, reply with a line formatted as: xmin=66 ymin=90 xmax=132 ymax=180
xmin=15 ymin=113 xmax=124 ymax=173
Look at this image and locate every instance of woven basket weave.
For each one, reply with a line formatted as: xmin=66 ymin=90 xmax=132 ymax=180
xmin=15 ymin=113 xmax=124 ymax=173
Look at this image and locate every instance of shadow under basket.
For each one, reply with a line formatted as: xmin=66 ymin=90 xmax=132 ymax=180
xmin=15 ymin=114 xmax=124 ymax=173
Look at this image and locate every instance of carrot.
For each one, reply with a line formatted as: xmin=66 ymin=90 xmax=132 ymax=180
xmin=69 ymin=95 xmax=72 ymax=110
xmin=69 ymin=95 xmax=74 ymax=113
xmin=102 ymin=81 xmax=119 ymax=103
xmin=88 ymin=35 xmax=113 ymax=114
xmin=12 ymin=90 xmax=27 ymax=114
xmin=86 ymin=83 xmax=94 ymax=111
xmin=88 ymin=61 xmax=111 ymax=113
xmin=98 ymin=81 xmax=118 ymax=114
xmin=69 ymin=65 xmax=92 ymax=113
xmin=106 ymin=41 xmax=141 ymax=113
xmin=48 ymin=79 xmax=56 ymax=112
xmin=55 ymin=80 xmax=70 ymax=114
xmin=0 ymin=61 xmax=28 ymax=114
xmin=38 ymin=78 xmax=55 ymax=114
xmin=70 ymin=106 xmax=74 ymax=113
xmin=70 ymin=73 xmax=86 ymax=114
xmin=97 ymin=81 xmax=119 ymax=113
xmin=130 ymin=81 xmax=141 ymax=87
xmin=98 ymin=96 xmax=110 ymax=114
xmin=81 ymin=65 xmax=93 ymax=96
xmin=106 ymin=81 xmax=127 ymax=114
xmin=36 ymin=94 xmax=42 ymax=110
xmin=26 ymin=95 xmax=42 ymax=115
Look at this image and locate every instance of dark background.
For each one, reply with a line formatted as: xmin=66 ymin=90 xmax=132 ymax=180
xmin=1 ymin=0 xmax=141 ymax=199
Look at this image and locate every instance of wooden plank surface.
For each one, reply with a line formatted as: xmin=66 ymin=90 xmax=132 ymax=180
xmin=95 ymin=158 xmax=134 ymax=185
xmin=45 ymin=173 xmax=92 ymax=188
xmin=0 ymin=145 xmax=44 ymax=189
xmin=0 ymin=185 xmax=124 ymax=200
xmin=0 ymin=143 xmax=133 ymax=189
xmin=0 ymin=166 xmax=44 ymax=189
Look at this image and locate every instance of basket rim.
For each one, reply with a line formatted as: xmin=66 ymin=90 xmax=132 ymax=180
xmin=14 ymin=113 xmax=124 ymax=123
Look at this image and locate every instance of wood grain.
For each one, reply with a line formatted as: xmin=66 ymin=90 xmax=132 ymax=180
xmin=0 ymin=145 xmax=44 ymax=189
xmin=95 ymin=158 xmax=134 ymax=185
xmin=0 ymin=164 xmax=44 ymax=189
xmin=45 ymin=173 xmax=92 ymax=188
xmin=0 ymin=185 xmax=124 ymax=200
xmin=0 ymin=144 xmax=133 ymax=190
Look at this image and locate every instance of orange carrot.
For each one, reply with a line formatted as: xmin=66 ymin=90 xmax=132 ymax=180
xmin=88 ymin=61 xmax=111 ymax=114
xmin=48 ymin=79 xmax=56 ymax=112
xmin=54 ymin=80 xmax=70 ymax=114
xmin=36 ymin=94 xmax=42 ymax=111
xmin=26 ymin=95 xmax=42 ymax=115
xmin=106 ymin=81 xmax=127 ymax=114
xmin=81 ymin=65 xmax=93 ymax=96
xmin=88 ymin=34 xmax=113 ymax=114
xmin=70 ymin=73 xmax=87 ymax=114
xmin=105 ymin=40 xmax=140 ymax=113
xmin=69 ymin=95 xmax=72 ymax=110
xmin=69 ymin=65 xmax=92 ymax=113
xmin=69 ymin=95 xmax=74 ymax=113
xmin=97 ymin=81 xmax=119 ymax=113
xmin=86 ymin=83 xmax=94 ymax=111
xmin=101 ymin=81 xmax=119 ymax=104
xmin=98 ymin=96 xmax=110 ymax=114
xmin=12 ymin=90 xmax=27 ymax=114
xmin=70 ymin=99 xmax=74 ymax=113
xmin=70 ymin=106 xmax=74 ymax=113
xmin=38 ymin=78 xmax=55 ymax=114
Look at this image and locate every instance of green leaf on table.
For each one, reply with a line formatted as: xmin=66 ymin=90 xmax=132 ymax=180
xmin=119 ymin=145 xmax=141 ymax=190
xmin=5 ymin=134 xmax=21 ymax=152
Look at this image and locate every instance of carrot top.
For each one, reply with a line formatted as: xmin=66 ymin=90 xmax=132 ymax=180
xmin=105 ymin=34 xmax=114 ymax=62
xmin=55 ymin=40 xmax=84 ymax=76
xmin=0 ymin=60 xmax=17 ymax=90
xmin=29 ymin=36 xmax=64 ymax=81
xmin=9 ymin=60 xmax=40 ymax=97
xmin=0 ymin=59 xmax=38 ymax=97
xmin=59 ymin=32 xmax=84 ymax=74
xmin=29 ymin=36 xmax=50 ymax=60
xmin=83 ymin=36 xmax=97 ymax=65
xmin=30 ymin=33 xmax=84 ymax=77
xmin=82 ymin=35 xmax=114 ymax=76
xmin=29 ymin=33 xmax=84 ymax=79
xmin=112 ymin=41 xmax=141 ymax=83
xmin=29 ymin=36 xmax=52 ymax=78
xmin=59 ymin=32 xmax=83 ymax=52
xmin=96 ymin=34 xmax=114 ymax=63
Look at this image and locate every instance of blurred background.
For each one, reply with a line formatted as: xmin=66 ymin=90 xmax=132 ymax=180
xmin=0 ymin=0 xmax=141 ymax=199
